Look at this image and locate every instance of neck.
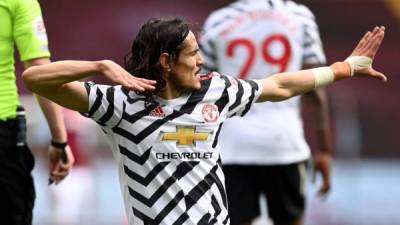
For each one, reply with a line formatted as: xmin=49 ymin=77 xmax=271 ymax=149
xmin=155 ymin=83 xmax=182 ymax=100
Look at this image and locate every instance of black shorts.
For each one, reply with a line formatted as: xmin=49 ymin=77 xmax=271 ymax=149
xmin=0 ymin=118 xmax=35 ymax=225
xmin=223 ymin=162 xmax=307 ymax=225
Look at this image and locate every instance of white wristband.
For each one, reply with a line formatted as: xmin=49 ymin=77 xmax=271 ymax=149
xmin=344 ymin=56 xmax=372 ymax=76
xmin=311 ymin=67 xmax=335 ymax=89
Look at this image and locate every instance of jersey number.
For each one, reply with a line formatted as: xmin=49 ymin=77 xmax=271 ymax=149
xmin=227 ymin=34 xmax=291 ymax=79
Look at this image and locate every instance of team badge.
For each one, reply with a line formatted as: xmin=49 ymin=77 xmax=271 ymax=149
xmin=202 ymin=104 xmax=219 ymax=123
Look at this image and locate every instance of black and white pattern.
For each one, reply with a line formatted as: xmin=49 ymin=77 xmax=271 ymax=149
xmin=84 ymin=72 xmax=261 ymax=225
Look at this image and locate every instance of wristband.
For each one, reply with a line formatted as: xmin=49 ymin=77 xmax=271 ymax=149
xmin=51 ymin=141 xmax=68 ymax=149
xmin=51 ymin=141 xmax=68 ymax=164
xmin=48 ymin=141 xmax=69 ymax=185
xmin=344 ymin=56 xmax=372 ymax=76
xmin=311 ymin=67 xmax=335 ymax=89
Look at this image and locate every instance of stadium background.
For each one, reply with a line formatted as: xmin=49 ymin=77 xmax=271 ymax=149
xmin=13 ymin=0 xmax=400 ymax=224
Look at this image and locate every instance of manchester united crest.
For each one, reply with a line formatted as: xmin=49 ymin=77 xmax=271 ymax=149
xmin=202 ymin=104 xmax=219 ymax=123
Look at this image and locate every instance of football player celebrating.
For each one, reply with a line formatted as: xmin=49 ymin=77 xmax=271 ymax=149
xmin=23 ymin=18 xmax=385 ymax=225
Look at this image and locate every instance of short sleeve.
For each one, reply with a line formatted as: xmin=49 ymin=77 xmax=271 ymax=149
xmin=84 ymin=82 xmax=126 ymax=129
xmin=199 ymin=10 xmax=224 ymax=73
xmin=199 ymin=30 xmax=217 ymax=73
xmin=13 ymin=0 xmax=50 ymax=61
xmin=217 ymin=74 xmax=262 ymax=118
xmin=299 ymin=7 xmax=326 ymax=66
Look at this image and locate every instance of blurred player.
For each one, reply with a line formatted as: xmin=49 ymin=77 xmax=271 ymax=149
xmin=200 ymin=0 xmax=332 ymax=224
xmin=0 ymin=0 xmax=74 ymax=224
xmin=23 ymin=17 xmax=385 ymax=225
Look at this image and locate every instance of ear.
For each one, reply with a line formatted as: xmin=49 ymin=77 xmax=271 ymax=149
xmin=159 ymin=53 xmax=171 ymax=72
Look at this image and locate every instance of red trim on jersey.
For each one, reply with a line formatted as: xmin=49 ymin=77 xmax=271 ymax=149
xmin=199 ymin=72 xmax=215 ymax=80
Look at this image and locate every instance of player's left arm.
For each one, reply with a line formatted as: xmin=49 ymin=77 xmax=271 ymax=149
xmin=256 ymin=26 xmax=387 ymax=103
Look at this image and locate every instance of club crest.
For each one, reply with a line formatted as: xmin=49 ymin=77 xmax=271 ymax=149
xmin=202 ymin=104 xmax=219 ymax=123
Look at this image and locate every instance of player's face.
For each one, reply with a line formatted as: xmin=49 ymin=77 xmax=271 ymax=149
xmin=169 ymin=31 xmax=204 ymax=92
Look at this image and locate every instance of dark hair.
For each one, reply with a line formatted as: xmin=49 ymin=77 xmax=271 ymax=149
xmin=124 ymin=18 xmax=190 ymax=101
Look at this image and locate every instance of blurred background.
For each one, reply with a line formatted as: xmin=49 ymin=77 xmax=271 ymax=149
xmin=14 ymin=0 xmax=399 ymax=224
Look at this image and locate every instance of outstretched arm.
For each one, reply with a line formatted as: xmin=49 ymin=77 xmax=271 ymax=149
xmin=257 ymin=26 xmax=386 ymax=102
xmin=22 ymin=60 xmax=156 ymax=112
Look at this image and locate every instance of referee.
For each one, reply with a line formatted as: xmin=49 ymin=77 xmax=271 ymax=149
xmin=0 ymin=0 xmax=74 ymax=224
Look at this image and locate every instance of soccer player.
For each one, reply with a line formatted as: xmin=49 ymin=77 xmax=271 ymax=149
xmin=0 ymin=0 xmax=74 ymax=224
xmin=22 ymin=18 xmax=385 ymax=225
xmin=199 ymin=1 xmax=332 ymax=224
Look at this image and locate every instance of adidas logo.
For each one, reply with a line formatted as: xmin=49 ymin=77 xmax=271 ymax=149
xmin=150 ymin=106 xmax=165 ymax=118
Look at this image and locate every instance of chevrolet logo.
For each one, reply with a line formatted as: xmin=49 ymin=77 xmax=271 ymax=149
xmin=160 ymin=127 xmax=211 ymax=147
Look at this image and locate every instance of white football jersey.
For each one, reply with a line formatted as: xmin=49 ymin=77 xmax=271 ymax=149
xmin=84 ymin=72 xmax=261 ymax=224
xmin=200 ymin=0 xmax=326 ymax=164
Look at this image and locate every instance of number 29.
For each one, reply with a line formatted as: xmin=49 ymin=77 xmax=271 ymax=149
xmin=227 ymin=34 xmax=292 ymax=79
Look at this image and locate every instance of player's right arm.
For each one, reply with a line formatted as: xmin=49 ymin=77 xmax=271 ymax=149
xmin=257 ymin=26 xmax=387 ymax=102
xmin=22 ymin=60 xmax=156 ymax=113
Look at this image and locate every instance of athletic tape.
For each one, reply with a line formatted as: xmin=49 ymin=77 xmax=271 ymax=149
xmin=345 ymin=56 xmax=372 ymax=76
xmin=311 ymin=67 xmax=335 ymax=89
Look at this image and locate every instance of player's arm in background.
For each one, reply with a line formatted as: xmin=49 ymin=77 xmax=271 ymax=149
xmin=257 ymin=26 xmax=386 ymax=101
xmin=14 ymin=0 xmax=73 ymax=185
xmin=302 ymin=66 xmax=333 ymax=198
xmin=300 ymin=7 xmax=333 ymax=197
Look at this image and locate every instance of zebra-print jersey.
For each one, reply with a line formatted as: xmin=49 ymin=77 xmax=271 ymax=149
xmin=84 ymin=72 xmax=262 ymax=225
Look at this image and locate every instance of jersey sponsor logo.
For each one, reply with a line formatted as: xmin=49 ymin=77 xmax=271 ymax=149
xmin=155 ymin=152 xmax=213 ymax=160
xmin=202 ymin=104 xmax=219 ymax=123
xmin=160 ymin=126 xmax=211 ymax=147
xmin=150 ymin=106 xmax=165 ymax=117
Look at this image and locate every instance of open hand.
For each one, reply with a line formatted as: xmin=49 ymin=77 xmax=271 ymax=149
xmin=346 ymin=26 xmax=387 ymax=82
xmin=99 ymin=60 xmax=157 ymax=91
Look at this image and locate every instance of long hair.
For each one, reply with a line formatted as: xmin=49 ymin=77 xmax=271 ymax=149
xmin=124 ymin=18 xmax=190 ymax=103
